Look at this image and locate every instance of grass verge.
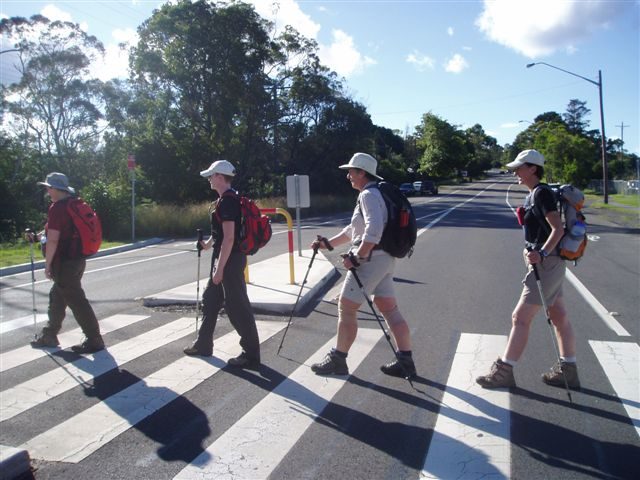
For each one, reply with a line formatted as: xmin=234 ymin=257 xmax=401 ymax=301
xmin=0 ymin=241 xmax=125 ymax=269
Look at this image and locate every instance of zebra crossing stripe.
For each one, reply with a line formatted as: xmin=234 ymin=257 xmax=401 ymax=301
xmin=589 ymin=340 xmax=640 ymax=439
xmin=0 ymin=314 xmax=149 ymax=373
xmin=0 ymin=313 xmax=49 ymax=335
xmin=174 ymin=328 xmax=381 ymax=480
xmin=0 ymin=317 xmax=195 ymax=422
xmin=21 ymin=321 xmax=285 ymax=463
xmin=421 ymin=333 xmax=510 ymax=479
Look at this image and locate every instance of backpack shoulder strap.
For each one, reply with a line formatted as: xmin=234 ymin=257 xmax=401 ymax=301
xmin=529 ymin=184 xmax=552 ymax=235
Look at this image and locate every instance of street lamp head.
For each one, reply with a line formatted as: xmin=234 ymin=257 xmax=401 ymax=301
xmin=526 ymin=63 xmax=537 ymax=68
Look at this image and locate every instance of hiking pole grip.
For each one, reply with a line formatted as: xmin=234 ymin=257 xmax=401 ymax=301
xmin=317 ymin=236 xmax=334 ymax=251
xmin=196 ymin=229 xmax=204 ymax=256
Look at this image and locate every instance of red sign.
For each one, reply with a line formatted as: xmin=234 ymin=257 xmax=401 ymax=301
xmin=127 ymin=154 xmax=136 ymax=170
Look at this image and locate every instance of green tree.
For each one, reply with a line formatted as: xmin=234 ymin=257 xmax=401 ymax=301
xmin=415 ymin=112 xmax=465 ymax=178
xmin=129 ymin=0 xmax=274 ymax=202
xmin=563 ymin=99 xmax=590 ymax=134
xmin=0 ymin=15 xmax=106 ymax=175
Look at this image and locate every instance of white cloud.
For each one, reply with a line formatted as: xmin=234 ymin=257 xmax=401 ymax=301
xmin=90 ymin=28 xmax=138 ymax=81
xmin=248 ymin=0 xmax=320 ymax=39
xmin=319 ymin=29 xmax=376 ymax=77
xmin=445 ymin=53 xmax=468 ymax=73
xmin=447 ymin=27 xmax=454 ymax=36
xmin=476 ymin=0 xmax=630 ymax=58
xmin=406 ymin=50 xmax=435 ymax=72
xmin=248 ymin=0 xmax=374 ymax=77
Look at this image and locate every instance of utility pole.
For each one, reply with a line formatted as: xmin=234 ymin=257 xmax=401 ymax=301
xmin=615 ymin=122 xmax=629 ymax=153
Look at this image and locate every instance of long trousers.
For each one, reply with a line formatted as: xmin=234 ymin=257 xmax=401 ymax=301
xmin=194 ymin=252 xmax=260 ymax=360
xmin=42 ymin=257 xmax=102 ymax=340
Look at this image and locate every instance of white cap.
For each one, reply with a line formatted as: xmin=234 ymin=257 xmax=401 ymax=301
xmin=506 ymin=149 xmax=545 ymax=169
xmin=339 ymin=152 xmax=383 ymax=180
xmin=200 ymin=160 xmax=236 ymax=177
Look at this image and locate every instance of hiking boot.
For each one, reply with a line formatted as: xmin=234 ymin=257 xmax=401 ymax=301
xmin=227 ymin=351 xmax=260 ymax=371
xmin=183 ymin=343 xmax=213 ymax=357
xmin=380 ymin=356 xmax=417 ymax=379
xmin=30 ymin=333 xmax=60 ymax=348
xmin=476 ymin=358 xmax=516 ymax=388
xmin=542 ymin=361 xmax=581 ymax=389
xmin=71 ymin=338 xmax=105 ymax=354
xmin=311 ymin=351 xmax=349 ymax=376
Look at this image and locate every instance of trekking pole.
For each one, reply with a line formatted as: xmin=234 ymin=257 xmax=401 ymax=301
xmin=195 ymin=229 xmax=204 ymax=339
xmin=530 ymin=261 xmax=573 ymax=404
xmin=25 ymin=229 xmax=38 ymax=339
xmin=277 ymin=236 xmax=333 ymax=355
xmin=342 ymin=254 xmax=415 ymax=388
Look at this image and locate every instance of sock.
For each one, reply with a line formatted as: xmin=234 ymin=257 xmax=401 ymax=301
xmin=397 ymin=350 xmax=413 ymax=358
xmin=331 ymin=348 xmax=348 ymax=359
xmin=561 ymin=356 xmax=576 ymax=364
xmin=501 ymin=357 xmax=517 ymax=367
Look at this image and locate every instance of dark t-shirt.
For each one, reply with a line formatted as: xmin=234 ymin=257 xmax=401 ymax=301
xmin=210 ymin=190 xmax=241 ymax=255
xmin=523 ymin=184 xmax=558 ymax=246
xmin=46 ymin=198 xmax=80 ymax=260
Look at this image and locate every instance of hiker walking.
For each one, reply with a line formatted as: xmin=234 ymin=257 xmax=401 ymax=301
xmin=310 ymin=153 xmax=417 ymax=378
xmin=476 ymin=150 xmax=580 ymax=389
xmin=29 ymin=173 xmax=105 ymax=354
xmin=184 ymin=160 xmax=261 ymax=370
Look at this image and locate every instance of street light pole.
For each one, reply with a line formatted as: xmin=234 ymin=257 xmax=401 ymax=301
xmin=526 ymin=62 xmax=609 ymax=204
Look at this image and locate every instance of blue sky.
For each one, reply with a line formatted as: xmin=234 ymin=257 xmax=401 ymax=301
xmin=1 ymin=0 xmax=639 ymax=155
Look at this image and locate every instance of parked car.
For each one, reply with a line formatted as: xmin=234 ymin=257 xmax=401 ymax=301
xmin=413 ymin=180 xmax=438 ymax=196
xmin=399 ymin=182 xmax=416 ymax=197
xmin=627 ymin=180 xmax=639 ymax=194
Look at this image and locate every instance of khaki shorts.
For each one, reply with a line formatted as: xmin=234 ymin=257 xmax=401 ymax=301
xmin=340 ymin=251 xmax=396 ymax=303
xmin=520 ymin=255 xmax=565 ymax=306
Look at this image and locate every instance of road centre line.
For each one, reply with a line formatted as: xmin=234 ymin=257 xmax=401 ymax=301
xmin=173 ymin=328 xmax=380 ymax=480
xmin=0 ymin=317 xmax=194 ymax=422
xmin=22 ymin=321 xmax=285 ymax=463
xmin=0 ymin=314 xmax=148 ymax=372
xmin=417 ymin=183 xmax=497 ymax=236
xmin=589 ymin=340 xmax=639 ymax=439
xmin=421 ymin=333 xmax=510 ymax=479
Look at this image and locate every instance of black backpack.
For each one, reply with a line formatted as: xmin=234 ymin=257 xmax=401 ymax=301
xmin=362 ymin=182 xmax=417 ymax=258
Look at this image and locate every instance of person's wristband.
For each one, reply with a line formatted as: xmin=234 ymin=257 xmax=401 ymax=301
xmin=538 ymin=248 xmax=548 ymax=258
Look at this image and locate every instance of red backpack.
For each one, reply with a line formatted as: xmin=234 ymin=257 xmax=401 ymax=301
xmin=216 ymin=191 xmax=272 ymax=255
xmin=66 ymin=197 xmax=102 ymax=257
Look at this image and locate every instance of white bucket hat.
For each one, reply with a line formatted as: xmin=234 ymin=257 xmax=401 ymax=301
xmin=339 ymin=152 xmax=383 ymax=180
xmin=506 ymin=149 xmax=545 ymax=169
xmin=37 ymin=172 xmax=76 ymax=195
xmin=200 ymin=160 xmax=236 ymax=177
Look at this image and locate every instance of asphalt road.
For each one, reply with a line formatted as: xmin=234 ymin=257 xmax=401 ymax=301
xmin=1 ymin=173 xmax=638 ymax=480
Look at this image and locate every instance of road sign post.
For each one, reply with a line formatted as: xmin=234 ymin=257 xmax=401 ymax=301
xmin=286 ymin=175 xmax=310 ymax=256
xmin=128 ymin=154 xmax=136 ymax=242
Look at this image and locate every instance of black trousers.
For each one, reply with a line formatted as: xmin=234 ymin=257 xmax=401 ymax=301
xmin=43 ymin=257 xmax=102 ymax=341
xmin=194 ymin=252 xmax=260 ymax=360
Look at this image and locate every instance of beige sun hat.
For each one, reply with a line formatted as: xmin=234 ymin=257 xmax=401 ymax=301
xmin=338 ymin=152 xmax=383 ymax=180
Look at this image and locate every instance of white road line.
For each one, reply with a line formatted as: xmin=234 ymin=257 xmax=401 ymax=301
xmin=589 ymin=340 xmax=639 ymax=439
xmin=0 ymin=314 xmax=148 ymax=373
xmin=173 ymin=328 xmax=381 ymax=480
xmin=0 ymin=317 xmax=194 ymax=422
xmin=2 ymin=248 xmax=190 ymax=291
xmin=0 ymin=314 xmax=49 ymax=335
xmin=566 ymin=271 xmax=630 ymax=336
xmin=417 ymin=184 xmax=497 ymax=237
xmin=421 ymin=333 xmax=510 ymax=480
xmin=22 ymin=321 xmax=285 ymax=463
